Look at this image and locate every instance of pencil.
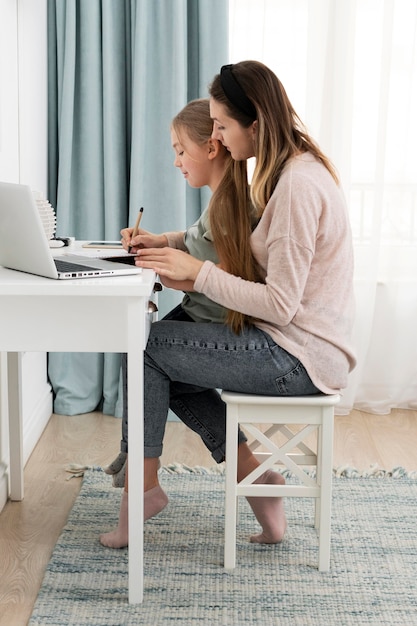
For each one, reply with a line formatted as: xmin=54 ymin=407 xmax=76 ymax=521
xmin=128 ymin=207 xmax=144 ymax=253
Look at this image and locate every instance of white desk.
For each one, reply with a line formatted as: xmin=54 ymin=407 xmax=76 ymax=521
xmin=0 ymin=263 xmax=155 ymax=604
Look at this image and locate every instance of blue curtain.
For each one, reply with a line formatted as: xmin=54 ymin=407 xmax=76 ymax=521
xmin=47 ymin=0 xmax=228 ymax=416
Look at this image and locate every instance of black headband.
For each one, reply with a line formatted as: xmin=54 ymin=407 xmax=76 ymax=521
xmin=220 ymin=64 xmax=257 ymax=120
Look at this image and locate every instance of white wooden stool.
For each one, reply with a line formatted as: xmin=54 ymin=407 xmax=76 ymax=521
xmin=222 ymin=391 xmax=340 ymax=572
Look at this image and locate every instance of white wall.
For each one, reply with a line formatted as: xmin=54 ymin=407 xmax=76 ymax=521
xmin=0 ymin=0 xmax=51 ymax=512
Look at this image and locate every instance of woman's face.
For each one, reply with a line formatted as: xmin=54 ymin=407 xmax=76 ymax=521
xmin=171 ymin=127 xmax=211 ymax=189
xmin=210 ymin=98 xmax=256 ymax=161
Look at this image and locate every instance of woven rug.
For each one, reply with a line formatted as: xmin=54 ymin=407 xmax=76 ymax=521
xmin=29 ymin=465 xmax=417 ymax=626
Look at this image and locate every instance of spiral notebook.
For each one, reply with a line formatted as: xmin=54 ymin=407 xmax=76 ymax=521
xmin=0 ymin=181 xmax=142 ymax=280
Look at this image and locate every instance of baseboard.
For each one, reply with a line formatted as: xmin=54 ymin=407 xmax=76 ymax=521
xmin=23 ymin=384 xmax=53 ymax=465
xmin=0 ymin=462 xmax=8 ymax=513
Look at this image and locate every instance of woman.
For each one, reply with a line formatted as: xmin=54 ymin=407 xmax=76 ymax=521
xmin=101 ymin=61 xmax=355 ymax=550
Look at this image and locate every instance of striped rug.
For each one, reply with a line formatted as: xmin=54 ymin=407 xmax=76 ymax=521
xmin=29 ymin=465 xmax=417 ymax=626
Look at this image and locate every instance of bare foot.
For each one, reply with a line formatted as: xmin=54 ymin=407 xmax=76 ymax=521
xmin=100 ymin=489 xmax=129 ymax=548
xmin=246 ymin=470 xmax=287 ymax=543
xmin=144 ymin=485 xmax=169 ymax=521
xmin=99 ymin=485 xmax=169 ymax=549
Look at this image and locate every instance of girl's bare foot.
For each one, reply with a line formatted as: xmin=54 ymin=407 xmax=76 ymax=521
xmin=100 ymin=489 xmax=129 ymax=548
xmin=99 ymin=485 xmax=168 ymax=549
xmin=144 ymin=484 xmax=169 ymax=521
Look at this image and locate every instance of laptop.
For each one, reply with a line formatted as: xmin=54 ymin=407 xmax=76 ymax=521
xmin=0 ymin=181 xmax=142 ymax=279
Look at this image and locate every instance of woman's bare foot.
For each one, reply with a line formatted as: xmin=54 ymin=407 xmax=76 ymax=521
xmin=99 ymin=485 xmax=169 ymax=549
xmin=246 ymin=469 xmax=287 ymax=543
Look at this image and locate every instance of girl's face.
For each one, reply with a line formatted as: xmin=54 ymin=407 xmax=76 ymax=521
xmin=171 ymin=128 xmax=211 ymax=189
xmin=210 ymin=98 xmax=256 ymax=161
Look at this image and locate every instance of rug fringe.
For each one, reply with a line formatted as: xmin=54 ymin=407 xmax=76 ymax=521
xmin=65 ymin=464 xmax=103 ymax=479
xmin=334 ymin=464 xmax=417 ymax=479
xmin=160 ymin=462 xmax=417 ymax=479
xmin=160 ymin=462 xmax=226 ymax=475
xmin=65 ymin=462 xmax=417 ymax=480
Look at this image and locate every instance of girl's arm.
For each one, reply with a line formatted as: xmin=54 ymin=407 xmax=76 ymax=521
xmin=120 ymin=228 xmax=187 ymax=253
xmin=160 ymin=276 xmax=195 ymax=291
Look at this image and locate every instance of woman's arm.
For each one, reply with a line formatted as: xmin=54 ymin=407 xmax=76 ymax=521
xmin=134 ymin=247 xmax=204 ymax=282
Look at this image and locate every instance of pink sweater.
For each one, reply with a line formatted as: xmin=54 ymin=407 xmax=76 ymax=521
xmin=194 ymin=153 xmax=356 ymax=394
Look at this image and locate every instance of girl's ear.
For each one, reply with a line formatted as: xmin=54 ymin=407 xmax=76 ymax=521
xmin=207 ymin=138 xmax=221 ymax=159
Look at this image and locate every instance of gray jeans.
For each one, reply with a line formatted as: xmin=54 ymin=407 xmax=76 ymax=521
xmin=121 ymin=308 xmax=320 ymax=463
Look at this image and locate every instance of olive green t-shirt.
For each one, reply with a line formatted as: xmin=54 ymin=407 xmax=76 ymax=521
xmin=181 ymin=207 xmax=227 ymax=324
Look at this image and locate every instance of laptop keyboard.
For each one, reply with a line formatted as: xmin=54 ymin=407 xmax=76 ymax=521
xmin=54 ymin=259 xmax=100 ymax=273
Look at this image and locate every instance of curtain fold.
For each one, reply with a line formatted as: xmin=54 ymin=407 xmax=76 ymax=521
xmin=47 ymin=0 xmax=228 ymax=417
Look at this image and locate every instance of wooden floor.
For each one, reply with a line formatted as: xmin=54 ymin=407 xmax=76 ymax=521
xmin=0 ymin=408 xmax=416 ymax=626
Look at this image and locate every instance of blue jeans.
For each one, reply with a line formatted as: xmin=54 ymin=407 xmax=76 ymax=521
xmin=122 ymin=307 xmax=320 ymax=463
xmin=120 ymin=304 xmax=200 ymax=452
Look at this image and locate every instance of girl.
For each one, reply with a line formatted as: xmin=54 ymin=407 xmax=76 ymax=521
xmin=100 ymin=98 xmax=286 ymax=548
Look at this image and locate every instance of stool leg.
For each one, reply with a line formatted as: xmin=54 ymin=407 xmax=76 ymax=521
xmin=317 ymin=407 xmax=334 ymax=571
xmin=315 ymin=425 xmax=322 ymax=530
xmin=224 ymin=404 xmax=239 ymax=570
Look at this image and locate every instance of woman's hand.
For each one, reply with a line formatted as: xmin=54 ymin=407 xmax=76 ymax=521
xmin=120 ymin=227 xmax=168 ymax=252
xmin=134 ymin=247 xmax=204 ymax=282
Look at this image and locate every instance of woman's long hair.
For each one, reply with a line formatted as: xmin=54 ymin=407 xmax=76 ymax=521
xmin=172 ymin=99 xmax=261 ymax=333
xmin=209 ymin=60 xmax=339 ymax=216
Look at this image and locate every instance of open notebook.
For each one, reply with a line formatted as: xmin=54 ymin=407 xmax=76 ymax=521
xmin=0 ymin=181 xmax=142 ymax=279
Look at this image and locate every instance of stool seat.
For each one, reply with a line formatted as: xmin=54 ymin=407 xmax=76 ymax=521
xmin=222 ymin=391 xmax=340 ymax=572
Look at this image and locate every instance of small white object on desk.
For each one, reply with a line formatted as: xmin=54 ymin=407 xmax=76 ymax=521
xmin=48 ymin=239 xmax=65 ymax=248
xmin=32 ymin=190 xmax=57 ymax=240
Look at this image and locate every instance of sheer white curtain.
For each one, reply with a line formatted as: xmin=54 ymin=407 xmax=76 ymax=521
xmin=229 ymin=0 xmax=417 ymax=414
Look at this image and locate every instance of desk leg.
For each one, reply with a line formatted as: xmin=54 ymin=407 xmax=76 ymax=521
xmin=7 ymin=352 xmax=24 ymax=500
xmin=127 ymin=309 xmax=145 ymax=604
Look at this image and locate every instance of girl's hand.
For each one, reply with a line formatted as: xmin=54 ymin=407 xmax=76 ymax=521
xmin=134 ymin=247 xmax=203 ymax=282
xmin=120 ymin=227 xmax=168 ymax=252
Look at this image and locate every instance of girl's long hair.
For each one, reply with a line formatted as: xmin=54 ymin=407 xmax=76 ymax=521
xmin=172 ymin=99 xmax=261 ymax=333
xmin=209 ymin=60 xmax=339 ymax=216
